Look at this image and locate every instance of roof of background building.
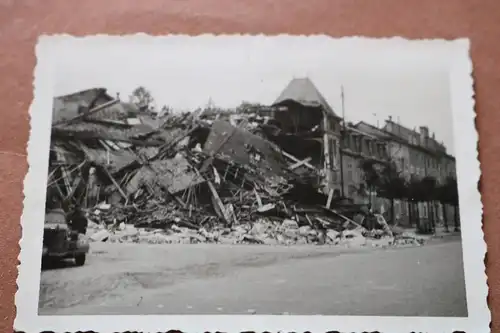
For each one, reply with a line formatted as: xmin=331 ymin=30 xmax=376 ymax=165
xmin=355 ymin=121 xmax=451 ymax=158
xmin=383 ymin=120 xmax=417 ymax=142
xmin=273 ymin=78 xmax=340 ymax=118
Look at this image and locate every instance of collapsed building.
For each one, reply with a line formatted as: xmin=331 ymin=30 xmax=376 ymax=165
xmin=45 ymin=83 xmax=424 ymax=247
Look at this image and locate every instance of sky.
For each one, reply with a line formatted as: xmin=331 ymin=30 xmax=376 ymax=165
xmin=52 ymin=35 xmax=459 ymax=155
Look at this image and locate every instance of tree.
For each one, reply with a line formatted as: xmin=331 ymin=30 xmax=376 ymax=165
xmin=407 ymin=175 xmax=424 ymax=229
xmin=159 ymin=105 xmax=172 ymax=117
xmin=439 ymin=176 xmax=460 ymax=232
xmin=359 ymin=159 xmax=408 ymax=225
xmin=359 ymin=159 xmax=381 ymax=209
xmin=419 ymin=176 xmax=438 ymax=233
xmin=129 ymin=86 xmax=155 ymax=111
xmin=405 ymin=175 xmax=440 ymax=234
xmin=236 ymin=101 xmax=264 ymax=114
xmin=377 ymin=162 xmax=408 ymax=225
xmin=436 ymin=182 xmax=450 ymax=232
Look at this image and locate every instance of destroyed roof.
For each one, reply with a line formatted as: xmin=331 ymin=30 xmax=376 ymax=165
xmin=52 ymin=121 xmax=160 ymax=145
xmin=53 ymin=88 xmax=142 ymax=124
xmin=203 ymin=120 xmax=286 ymax=176
xmin=125 ymin=155 xmax=206 ymax=196
xmin=272 ymin=78 xmax=340 ymax=118
xmin=53 ymin=88 xmax=113 ymax=123
xmin=54 ymin=88 xmax=110 ymax=103
xmin=50 ymin=138 xmax=150 ymax=174
xmin=85 ymin=101 xmax=141 ymax=122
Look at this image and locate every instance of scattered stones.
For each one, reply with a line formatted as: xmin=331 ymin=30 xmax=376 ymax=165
xmin=326 ymin=229 xmax=340 ymax=241
xmin=86 ymin=214 xmax=425 ymax=248
xmin=281 ymin=219 xmax=299 ymax=230
xmin=89 ymin=229 xmax=111 ymax=242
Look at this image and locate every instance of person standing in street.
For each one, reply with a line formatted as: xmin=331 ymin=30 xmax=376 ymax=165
xmin=68 ymin=206 xmax=88 ymax=235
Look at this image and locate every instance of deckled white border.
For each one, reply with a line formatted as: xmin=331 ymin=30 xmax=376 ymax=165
xmin=14 ymin=35 xmax=488 ymax=333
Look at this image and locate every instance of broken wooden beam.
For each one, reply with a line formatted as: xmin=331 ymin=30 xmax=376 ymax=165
xmin=51 ymin=129 xmax=165 ymax=147
xmin=102 ymin=166 xmax=128 ymax=201
xmin=326 ymin=188 xmax=334 ymax=209
xmin=322 ymin=206 xmax=364 ymax=229
xmin=54 ymin=99 xmax=120 ymax=126
xmin=288 ymin=156 xmax=313 ymax=170
xmin=207 ymin=180 xmax=231 ymax=225
xmin=254 ymin=189 xmax=263 ymax=208
xmin=281 ymin=150 xmax=317 ymax=171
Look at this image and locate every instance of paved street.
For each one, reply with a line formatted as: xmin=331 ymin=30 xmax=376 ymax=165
xmin=39 ymin=237 xmax=467 ymax=317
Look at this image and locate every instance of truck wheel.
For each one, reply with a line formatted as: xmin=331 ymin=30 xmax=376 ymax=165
xmin=75 ymin=254 xmax=86 ymax=266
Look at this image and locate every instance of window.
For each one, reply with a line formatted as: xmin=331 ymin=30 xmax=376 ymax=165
xmin=347 ymin=170 xmax=353 ymax=182
xmin=363 ymin=140 xmax=369 ymax=155
xmin=330 ymin=138 xmax=337 ymax=169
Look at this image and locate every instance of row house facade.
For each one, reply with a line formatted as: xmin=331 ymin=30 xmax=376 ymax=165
xmin=339 ymin=126 xmax=390 ymax=199
xmin=266 ymin=77 xmax=458 ymax=227
xmin=355 ymin=118 xmax=458 ymax=225
xmin=355 ymin=119 xmax=456 ymax=184
xmin=383 ymin=118 xmax=455 ymax=185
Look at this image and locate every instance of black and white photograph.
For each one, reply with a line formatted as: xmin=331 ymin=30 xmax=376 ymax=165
xmin=15 ymin=35 xmax=487 ymax=333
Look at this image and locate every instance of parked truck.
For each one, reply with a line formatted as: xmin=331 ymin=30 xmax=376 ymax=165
xmin=42 ymin=208 xmax=90 ymax=266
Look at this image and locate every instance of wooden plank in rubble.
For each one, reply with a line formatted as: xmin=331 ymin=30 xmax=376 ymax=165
xmin=281 ymin=150 xmax=317 ymax=171
xmin=288 ymin=156 xmax=313 ymax=170
xmin=102 ymin=165 xmax=128 ymax=202
xmin=207 ymin=180 xmax=231 ymax=225
xmin=54 ymin=99 xmax=120 ymax=126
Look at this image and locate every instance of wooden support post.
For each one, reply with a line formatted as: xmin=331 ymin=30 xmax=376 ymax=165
xmin=102 ymin=166 xmax=128 ymax=201
xmin=326 ymin=188 xmax=334 ymax=209
xmin=47 ymin=166 xmax=59 ymax=183
xmin=65 ymin=176 xmax=82 ymax=202
xmin=234 ymin=166 xmax=239 ymax=179
xmin=207 ymin=180 xmax=230 ymax=224
xmin=254 ymin=189 xmax=263 ymax=208
xmin=60 ymin=166 xmax=73 ymax=197
xmin=223 ymin=164 xmax=229 ymax=181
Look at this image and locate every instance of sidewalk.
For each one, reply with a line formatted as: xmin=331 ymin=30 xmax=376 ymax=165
xmin=400 ymin=225 xmax=461 ymax=244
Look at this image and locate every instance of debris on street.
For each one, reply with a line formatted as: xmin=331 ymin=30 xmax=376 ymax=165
xmin=47 ymin=88 xmax=425 ymax=248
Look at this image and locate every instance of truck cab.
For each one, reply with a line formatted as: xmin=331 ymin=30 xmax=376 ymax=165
xmin=43 ymin=208 xmax=90 ymax=266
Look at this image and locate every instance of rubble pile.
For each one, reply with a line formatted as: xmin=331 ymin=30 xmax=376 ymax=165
xmin=47 ymin=91 xmax=425 ymax=248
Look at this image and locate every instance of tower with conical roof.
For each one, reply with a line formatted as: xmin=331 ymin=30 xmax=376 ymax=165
xmin=271 ymin=77 xmax=343 ymax=196
xmin=273 ymin=77 xmax=340 ymax=119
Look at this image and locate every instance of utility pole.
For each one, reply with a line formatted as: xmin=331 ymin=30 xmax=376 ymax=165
xmin=339 ymin=85 xmax=346 ymax=198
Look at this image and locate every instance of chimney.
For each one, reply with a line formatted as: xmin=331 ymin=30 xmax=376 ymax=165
xmin=419 ymin=126 xmax=429 ymax=137
xmin=419 ymin=126 xmax=429 ymax=146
